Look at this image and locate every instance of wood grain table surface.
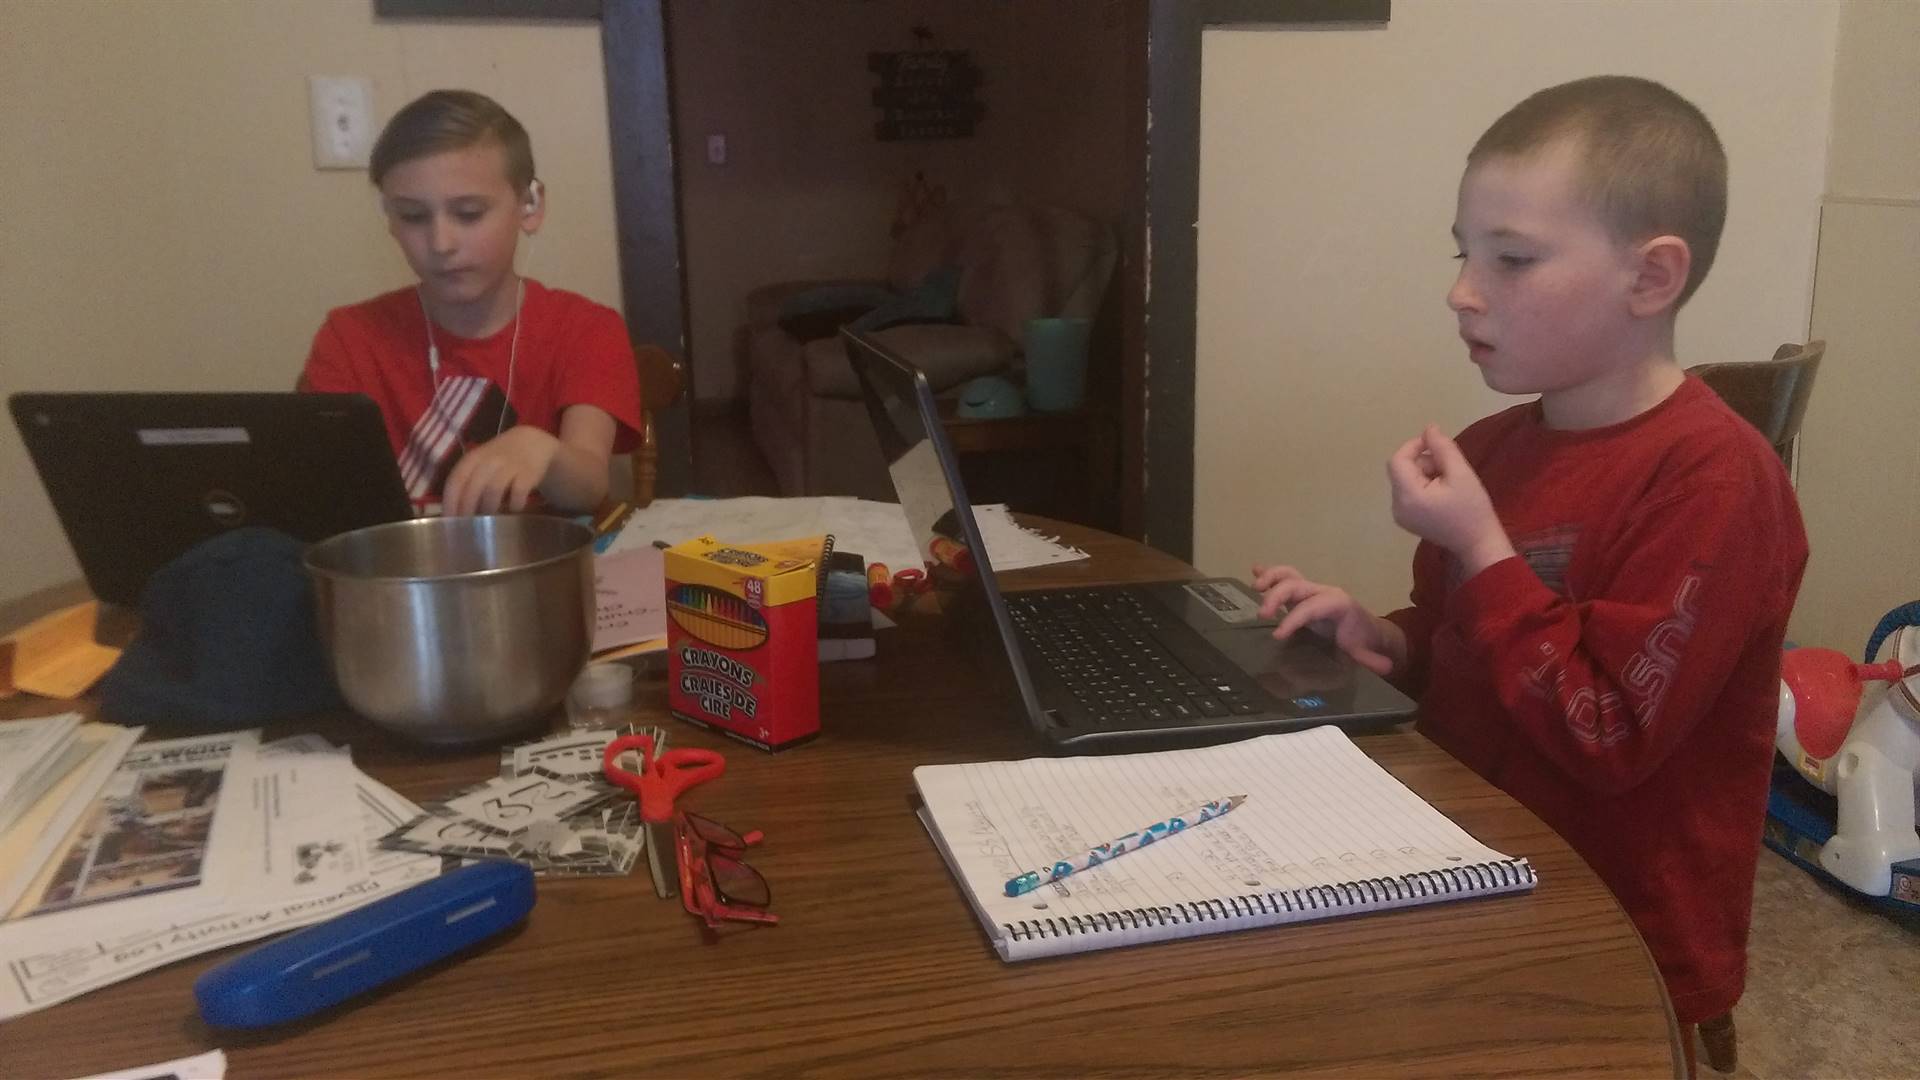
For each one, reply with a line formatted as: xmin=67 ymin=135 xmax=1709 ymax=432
xmin=2 ymin=520 xmax=1680 ymax=1078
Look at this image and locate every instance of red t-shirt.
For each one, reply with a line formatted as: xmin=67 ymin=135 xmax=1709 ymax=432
xmin=1385 ymin=375 xmax=1808 ymax=1025
xmin=301 ymin=279 xmax=643 ymax=507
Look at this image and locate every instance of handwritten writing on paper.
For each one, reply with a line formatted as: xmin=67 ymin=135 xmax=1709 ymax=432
xmin=593 ymin=547 xmax=666 ymax=654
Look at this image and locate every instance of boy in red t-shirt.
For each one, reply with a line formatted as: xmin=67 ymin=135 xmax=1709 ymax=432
xmin=1254 ymin=77 xmax=1808 ymax=1049
xmin=300 ymin=90 xmax=642 ymax=515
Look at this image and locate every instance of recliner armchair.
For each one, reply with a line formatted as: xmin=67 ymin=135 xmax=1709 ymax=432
xmin=743 ymin=204 xmax=1116 ymax=498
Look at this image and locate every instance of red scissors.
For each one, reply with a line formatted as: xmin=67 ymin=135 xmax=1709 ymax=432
xmin=602 ymin=734 xmax=725 ymax=899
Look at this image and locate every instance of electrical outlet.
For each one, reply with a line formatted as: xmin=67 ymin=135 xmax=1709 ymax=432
xmin=309 ymin=76 xmax=374 ymax=170
xmin=706 ymin=134 xmax=727 ymax=166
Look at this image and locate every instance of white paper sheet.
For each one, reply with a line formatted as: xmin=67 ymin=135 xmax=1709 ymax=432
xmin=603 ymin=496 xmax=1086 ymax=574
xmin=74 ymin=1048 xmax=227 ymax=1080
xmin=593 ymin=545 xmax=667 ymax=653
xmin=0 ymin=734 xmax=440 ymax=1020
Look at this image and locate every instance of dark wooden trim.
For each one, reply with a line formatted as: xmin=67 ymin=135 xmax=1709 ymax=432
xmin=1193 ymin=0 xmax=1389 ymax=24
xmin=1116 ymin=0 xmax=1149 ymax=540
xmin=375 ymin=0 xmax=603 ymax=18
xmin=1143 ymin=0 xmax=1387 ymax=560
xmin=601 ymin=1 xmax=691 ymax=497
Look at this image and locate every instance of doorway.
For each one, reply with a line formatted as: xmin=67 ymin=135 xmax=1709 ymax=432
xmin=606 ymin=0 xmax=1149 ymax=532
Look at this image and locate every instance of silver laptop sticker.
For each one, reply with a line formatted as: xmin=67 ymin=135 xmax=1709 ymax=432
xmin=1183 ymin=581 xmax=1262 ymax=624
xmin=137 ymin=427 xmax=251 ymax=446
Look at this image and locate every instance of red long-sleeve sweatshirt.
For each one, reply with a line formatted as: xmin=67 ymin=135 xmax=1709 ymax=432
xmin=1387 ymin=375 xmax=1808 ymax=1024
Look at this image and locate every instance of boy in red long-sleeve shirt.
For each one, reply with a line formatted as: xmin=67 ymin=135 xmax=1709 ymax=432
xmin=1254 ymin=76 xmax=1808 ymax=1050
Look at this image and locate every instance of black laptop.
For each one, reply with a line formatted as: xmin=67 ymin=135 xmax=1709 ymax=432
xmin=842 ymin=328 xmax=1417 ymax=749
xmin=10 ymin=392 xmax=411 ymax=605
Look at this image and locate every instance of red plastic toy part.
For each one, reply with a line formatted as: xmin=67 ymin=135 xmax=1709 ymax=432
xmin=1782 ymin=647 xmax=1867 ymax=761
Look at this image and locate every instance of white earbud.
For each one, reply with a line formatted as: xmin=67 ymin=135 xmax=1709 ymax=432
xmin=523 ymin=179 xmax=543 ymax=217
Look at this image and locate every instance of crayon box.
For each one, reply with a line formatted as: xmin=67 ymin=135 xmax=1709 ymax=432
xmin=663 ymin=535 xmax=822 ymax=751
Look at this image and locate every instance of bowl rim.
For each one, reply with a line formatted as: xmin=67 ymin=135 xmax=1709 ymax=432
xmin=303 ymin=514 xmax=594 ymax=586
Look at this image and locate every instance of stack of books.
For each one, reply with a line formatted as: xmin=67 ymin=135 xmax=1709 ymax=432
xmin=0 ymin=713 xmax=142 ymax=914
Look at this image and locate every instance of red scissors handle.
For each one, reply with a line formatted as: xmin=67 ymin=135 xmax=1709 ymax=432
xmin=602 ymin=734 xmax=726 ymax=821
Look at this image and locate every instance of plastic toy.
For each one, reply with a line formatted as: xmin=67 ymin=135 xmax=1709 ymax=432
xmin=955 ymin=375 xmax=1025 ymax=419
xmin=1766 ymin=601 xmax=1920 ymax=911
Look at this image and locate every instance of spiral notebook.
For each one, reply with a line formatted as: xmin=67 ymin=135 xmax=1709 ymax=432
xmin=913 ymin=726 xmax=1536 ymax=961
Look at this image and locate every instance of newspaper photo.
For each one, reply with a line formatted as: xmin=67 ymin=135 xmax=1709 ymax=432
xmin=11 ymin=731 xmax=257 ymax=919
xmin=0 ymin=733 xmax=442 ymax=1021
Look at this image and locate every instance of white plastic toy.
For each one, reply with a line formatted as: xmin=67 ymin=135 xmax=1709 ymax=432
xmin=1776 ymin=610 xmax=1920 ymax=897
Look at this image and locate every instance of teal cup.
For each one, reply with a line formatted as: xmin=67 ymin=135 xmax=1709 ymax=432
xmin=1023 ymin=317 xmax=1092 ymax=412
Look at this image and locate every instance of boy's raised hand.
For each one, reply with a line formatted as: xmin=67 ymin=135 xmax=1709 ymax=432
xmin=1386 ymin=425 xmax=1516 ymax=577
xmin=1251 ymin=564 xmax=1402 ymax=677
xmin=443 ymin=425 xmax=562 ymax=516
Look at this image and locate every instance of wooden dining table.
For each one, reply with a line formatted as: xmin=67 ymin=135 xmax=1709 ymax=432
xmin=3 ymin=520 xmax=1680 ymax=1077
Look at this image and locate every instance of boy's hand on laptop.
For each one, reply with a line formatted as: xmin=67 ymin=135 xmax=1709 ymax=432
xmin=1386 ymin=425 xmax=1516 ymax=577
xmin=443 ymin=426 xmax=561 ymax=515
xmin=1252 ymin=564 xmax=1403 ymax=677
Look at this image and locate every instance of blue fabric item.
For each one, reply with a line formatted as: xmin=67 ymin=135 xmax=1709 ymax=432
xmin=1865 ymin=601 xmax=1920 ymax=661
xmin=99 ymin=527 xmax=345 ymax=729
xmin=848 ymin=265 xmax=963 ymax=332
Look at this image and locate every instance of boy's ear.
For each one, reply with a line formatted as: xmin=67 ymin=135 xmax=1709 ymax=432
xmin=519 ymin=179 xmax=546 ymax=235
xmin=1628 ymin=235 xmax=1691 ymax=318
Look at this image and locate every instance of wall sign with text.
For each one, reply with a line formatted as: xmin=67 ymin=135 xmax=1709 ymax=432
xmin=869 ymin=50 xmax=985 ymax=141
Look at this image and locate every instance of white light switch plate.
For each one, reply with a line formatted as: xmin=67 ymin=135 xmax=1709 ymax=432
xmin=309 ymin=76 xmax=374 ymax=170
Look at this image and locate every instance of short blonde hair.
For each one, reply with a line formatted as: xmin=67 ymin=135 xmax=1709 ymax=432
xmin=369 ymin=89 xmax=536 ymax=195
xmin=1471 ymin=76 xmax=1727 ymax=307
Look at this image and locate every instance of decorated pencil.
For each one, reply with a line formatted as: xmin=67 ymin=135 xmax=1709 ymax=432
xmin=1003 ymin=795 xmax=1246 ymax=897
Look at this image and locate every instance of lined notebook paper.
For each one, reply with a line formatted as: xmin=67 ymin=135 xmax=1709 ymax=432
xmin=913 ymin=726 xmax=1536 ymax=961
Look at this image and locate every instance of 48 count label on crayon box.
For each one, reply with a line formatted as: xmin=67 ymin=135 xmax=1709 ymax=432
xmin=663 ymin=535 xmax=821 ymax=751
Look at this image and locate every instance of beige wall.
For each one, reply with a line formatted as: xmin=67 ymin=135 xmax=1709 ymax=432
xmin=1191 ymin=0 xmax=1840 ymax=618
xmin=669 ymin=0 xmax=1132 ymax=400
xmin=1794 ymin=0 xmax=1920 ymax=651
xmin=1 ymin=0 xmax=622 ymax=603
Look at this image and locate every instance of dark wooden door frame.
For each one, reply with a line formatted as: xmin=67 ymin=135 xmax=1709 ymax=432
xmin=380 ymin=0 xmax=1397 ymax=522
xmin=601 ymin=1 xmax=691 ymax=497
xmin=1142 ymin=0 xmax=1388 ymax=560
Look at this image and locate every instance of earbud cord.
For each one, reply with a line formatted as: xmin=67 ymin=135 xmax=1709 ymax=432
xmin=499 ymin=228 xmax=534 ymax=438
xmin=418 ymin=255 xmax=529 ymax=440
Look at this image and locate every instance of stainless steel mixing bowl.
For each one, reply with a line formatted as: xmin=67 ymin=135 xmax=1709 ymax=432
xmin=306 ymin=515 xmax=595 ymax=745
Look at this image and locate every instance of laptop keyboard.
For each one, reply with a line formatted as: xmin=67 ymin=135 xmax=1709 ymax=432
xmin=1006 ymin=590 xmax=1269 ymax=725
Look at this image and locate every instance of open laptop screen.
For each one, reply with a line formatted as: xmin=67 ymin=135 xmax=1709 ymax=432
xmin=841 ymin=328 xmax=1419 ymax=750
xmin=841 ymin=329 xmax=1053 ymax=720
xmin=10 ymin=392 xmax=411 ymax=605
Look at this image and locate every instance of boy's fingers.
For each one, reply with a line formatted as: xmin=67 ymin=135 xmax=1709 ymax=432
xmin=1258 ymin=577 xmax=1318 ymax=619
xmin=1251 ymin=564 xmax=1301 ymax=591
xmin=446 ymin=483 xmax=471 ymax=518
xmin=481 ymin=472 xmax=513 ymax=514
xmin=1422 ymin=425 xmax=1471 ymax=473
xmin=1385 ymin=443 xmax=1430 ymax=492
xmin=506 ymin=472 xmax=534 ymax=513
xmin=1272 ymin=591 xmax=1339 ymax=640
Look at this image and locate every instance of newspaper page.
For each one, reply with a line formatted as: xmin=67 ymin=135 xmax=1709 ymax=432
xmin=0 ymin=734 xmax=440 ymax=1020
xmin=8 ymin=731 xmax=258 ymax=921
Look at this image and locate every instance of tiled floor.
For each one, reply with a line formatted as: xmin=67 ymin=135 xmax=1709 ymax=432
xmin=683 ymin=408 xmax=1920 ymax=1079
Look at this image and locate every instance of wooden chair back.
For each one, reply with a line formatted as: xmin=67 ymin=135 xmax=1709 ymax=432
xmin=631 ymin=343 xmax=686 ymax=507
xmin=1687 ymin=341 xmax=1824 ymax=464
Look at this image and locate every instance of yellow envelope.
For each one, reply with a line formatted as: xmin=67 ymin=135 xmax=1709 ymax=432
xmin=0 ymin=602 xmax=122 ymax=700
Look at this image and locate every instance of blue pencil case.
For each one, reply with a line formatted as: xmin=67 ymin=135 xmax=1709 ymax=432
xmin=194 ymin=860 xmax=535 ymax=1029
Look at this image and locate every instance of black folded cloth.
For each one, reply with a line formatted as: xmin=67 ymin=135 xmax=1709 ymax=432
xmin=100 ymin=527 xmax=344 ymax=728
